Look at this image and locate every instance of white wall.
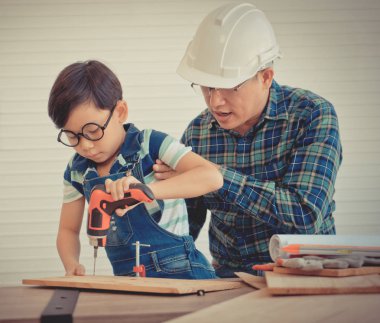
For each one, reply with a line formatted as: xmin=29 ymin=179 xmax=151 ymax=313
xmin=0 ymin=0 xmax=379 ymax=286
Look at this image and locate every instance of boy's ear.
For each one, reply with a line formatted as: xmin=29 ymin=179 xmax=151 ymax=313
xmin=116 ymin=100 xmax=128 ymax=123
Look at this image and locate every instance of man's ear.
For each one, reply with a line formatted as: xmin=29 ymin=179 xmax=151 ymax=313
xmin=260 ymin=67 xmax=274 ymax=89
xmin=116 ymin=100 xmax=128 ymax=123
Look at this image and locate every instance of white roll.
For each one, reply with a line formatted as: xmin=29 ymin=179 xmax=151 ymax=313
xmin=269 ymin=235 xmax=380 ymax=261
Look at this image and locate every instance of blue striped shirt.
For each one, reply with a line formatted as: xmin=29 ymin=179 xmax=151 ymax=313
xmin=182 ymin=80 xmax=343 ymax=268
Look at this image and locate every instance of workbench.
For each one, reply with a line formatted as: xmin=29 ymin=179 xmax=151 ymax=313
xmin=1 ymin=284 xmax=379 ymax=323
xmin=0 ymin=284 xmax=251 ymax=322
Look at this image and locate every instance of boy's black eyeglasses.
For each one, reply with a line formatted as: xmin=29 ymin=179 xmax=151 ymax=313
xmin=57 ymin=105 xmax=116 ymax=147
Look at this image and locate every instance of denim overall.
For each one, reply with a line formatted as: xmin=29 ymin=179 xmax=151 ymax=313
xmin=83 ymin=155 xmax=216 ymax=279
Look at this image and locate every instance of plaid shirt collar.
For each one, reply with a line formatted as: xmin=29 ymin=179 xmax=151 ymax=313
xmin=206 ymin=80 xmax=289 ymax=135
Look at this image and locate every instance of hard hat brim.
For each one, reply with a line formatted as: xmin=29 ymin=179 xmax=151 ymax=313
xmin=177 ymin=53 xmax=282 ymax=89
xmin=177 ymin=59 xmax=257 ymax=89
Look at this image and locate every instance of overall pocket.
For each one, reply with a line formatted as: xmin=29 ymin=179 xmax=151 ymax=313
xmin=150 ymin=250 xmax=192 ymax=274
xmin=105 ymin=213 xmax=134 ymax=247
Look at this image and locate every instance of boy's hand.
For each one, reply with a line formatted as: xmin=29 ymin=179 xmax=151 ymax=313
xmin=105 ymin=176 xmax=141 ymax=216
xmin=153 ymin=159 xmax=178 ymax=180
xmin=65 ymin=263 xmax=85 ymax=276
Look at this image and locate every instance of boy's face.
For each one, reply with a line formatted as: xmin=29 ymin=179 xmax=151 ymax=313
xmin=63 ymin=101 xmax=126 ymax=165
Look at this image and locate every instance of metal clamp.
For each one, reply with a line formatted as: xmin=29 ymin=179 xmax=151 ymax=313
xmin=132 ymin=241 xmax=150 ymax=277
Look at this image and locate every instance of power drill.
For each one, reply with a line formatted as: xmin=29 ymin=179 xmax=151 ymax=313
xmin=87 ymin=183 xmax=155 ymax=275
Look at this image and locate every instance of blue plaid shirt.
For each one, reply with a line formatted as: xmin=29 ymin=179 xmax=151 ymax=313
xmin=181 ymin=80 xmax=342 ymax=269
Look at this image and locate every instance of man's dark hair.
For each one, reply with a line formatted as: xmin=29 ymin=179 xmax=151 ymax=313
xmin=48 ymin=60 xmax=122 ymax=128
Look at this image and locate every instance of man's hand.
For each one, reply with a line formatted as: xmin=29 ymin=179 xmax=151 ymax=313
xmin=153 ymin=159 xmax=178 ymax=180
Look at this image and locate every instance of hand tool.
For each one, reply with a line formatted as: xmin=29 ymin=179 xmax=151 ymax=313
xmin=87 ymin=183 xmax=155 ymax=275
xmin=132 ymin=241 xmax=151 ymax=277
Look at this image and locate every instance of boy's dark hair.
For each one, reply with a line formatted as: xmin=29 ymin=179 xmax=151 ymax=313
xmin=48 ymin=60 xmax=122 ymax=128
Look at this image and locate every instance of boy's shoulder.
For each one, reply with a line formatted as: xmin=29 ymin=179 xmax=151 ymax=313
xmin=122 ymin=124 xmax=179 ymax=163
xmin=124 ymin=124 xmax=171 ymax=144
xmin=67 ymin=152 xmax=90 ymax=173
xmin=139 ymin=127 xmax=180 ymax=157
xmin=123 ymin=124 xmax=170 ymax=151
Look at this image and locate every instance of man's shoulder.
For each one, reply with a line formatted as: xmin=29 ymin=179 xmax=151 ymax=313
xmin=276 ymin=83 xmax=336 ymax=120
xmin=281 ymin=84 xmax=333 ymax=109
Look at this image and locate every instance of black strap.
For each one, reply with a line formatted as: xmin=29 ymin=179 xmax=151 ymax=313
xmin=40 ymin=289 xmax=80 ymax=323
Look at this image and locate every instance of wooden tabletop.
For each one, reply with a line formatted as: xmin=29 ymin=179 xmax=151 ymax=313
xmin=0 ymin=285 xmax=252 ymax=323
xmin=167 ymin=288 xmax=380 ymax=323
xmin=1 ymin=284 xmax=380 ymax=323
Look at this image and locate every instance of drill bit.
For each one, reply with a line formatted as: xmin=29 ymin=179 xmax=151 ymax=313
xmin=93 ymin=246 xmax=98 ymax=276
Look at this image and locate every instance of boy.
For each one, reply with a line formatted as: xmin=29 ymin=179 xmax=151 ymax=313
xmin=48 ymin=60 xmax=223 ymax=279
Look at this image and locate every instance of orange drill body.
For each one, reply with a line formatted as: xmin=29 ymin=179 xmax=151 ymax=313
xmin=87 ymin=183 xmax=154 ymax=247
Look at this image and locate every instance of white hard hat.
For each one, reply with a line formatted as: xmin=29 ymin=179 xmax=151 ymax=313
xmin=177 ymin=2 xmax=282 ymax=88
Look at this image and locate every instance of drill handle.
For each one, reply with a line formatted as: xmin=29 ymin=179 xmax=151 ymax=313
xmin=106 ymin=197 xmax=141 ymax=212
xmin=126 ymin=183 xmax=155 ymax=201
xmin=102 ymin=183 xmax=155 ymax=214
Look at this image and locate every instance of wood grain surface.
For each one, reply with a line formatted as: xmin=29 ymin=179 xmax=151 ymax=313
xmin=273 ymin=265 xmax=380 ymax=277
xmin=22 ymin=275 xmax=244 ymax=295
xmin=265 ymin=271 xmax=380 ymax=295
xmin=166 ymin=288 xmax=380 ymax=323
xmin=0 ymin=285 xmax=254 ymax=323
xmin=234 ymin=272 xmax=267 ymax=289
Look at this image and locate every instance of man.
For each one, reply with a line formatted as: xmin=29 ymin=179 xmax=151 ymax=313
xmin=154 ymin=2 xmax=342 ymax=277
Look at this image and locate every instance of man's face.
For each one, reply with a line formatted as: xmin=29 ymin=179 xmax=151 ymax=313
xmin=202 ymin=70 xmax=272 ymax=135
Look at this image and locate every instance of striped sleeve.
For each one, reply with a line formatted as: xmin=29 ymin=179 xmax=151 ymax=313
xmin=62 ymin=155 xmax=84 ymax=203
xmin=146 ymin=129 xmax=192 ymax=169
xmin=63 ymin=179 xmax=83 ymax=203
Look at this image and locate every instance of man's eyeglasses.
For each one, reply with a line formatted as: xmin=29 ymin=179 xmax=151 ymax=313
xmin=57 ymin=104 xmax=116 ymax=147
xmin=191 ymin=76 xmax=254 ymax=97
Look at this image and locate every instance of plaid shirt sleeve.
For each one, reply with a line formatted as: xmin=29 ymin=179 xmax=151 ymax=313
xmin=184 ymin=196 xmax=208 ymax=240
xmin=217 ymin=100 xmax=342 ymax=234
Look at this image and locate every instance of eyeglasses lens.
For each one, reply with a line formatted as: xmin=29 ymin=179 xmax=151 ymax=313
xmin=59 ymin=131 xmax=78 ymax=147
xmin=82 ymin=123 xmax=104 ymax=140
xmin=59 ymin=124 xmax=104 ymax=147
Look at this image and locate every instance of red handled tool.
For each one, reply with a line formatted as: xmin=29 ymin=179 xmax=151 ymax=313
xmin=87 ymin=183 xmax=155 ymax=275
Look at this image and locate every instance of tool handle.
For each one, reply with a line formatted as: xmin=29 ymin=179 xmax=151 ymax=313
xmin=124 ymin=182 xmax=155 ymax=202
xmin=102 ymin=183 xmax=154 ymax=214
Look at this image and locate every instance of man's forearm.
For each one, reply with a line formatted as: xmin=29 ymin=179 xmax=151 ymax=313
xmin=216 ymin=166 xmax=334 ymax=234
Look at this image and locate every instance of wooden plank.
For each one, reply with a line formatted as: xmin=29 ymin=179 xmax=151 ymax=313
xmin=265 ymin=271 xmax=380 ymax=295
xmin=273 ymin=266 xmax=380 ymax=277
xmin=22 ymin=275 xmax=244 ymax=295
xmin=234 ymin=272 xmax=267 ymax=289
